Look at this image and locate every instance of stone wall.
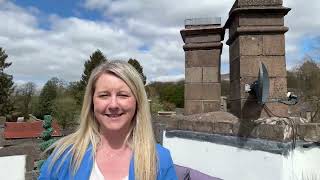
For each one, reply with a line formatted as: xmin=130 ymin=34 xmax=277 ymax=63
xmin=153 ymin=113 xmax=320 ymax=144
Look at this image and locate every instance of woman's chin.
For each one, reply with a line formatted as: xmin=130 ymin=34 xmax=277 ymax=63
xmin=100 ymin=122 xmax=130 ymax=132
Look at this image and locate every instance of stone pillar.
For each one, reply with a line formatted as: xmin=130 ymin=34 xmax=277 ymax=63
xmin=225 ymin=0 xmax=290 ymax=120
xmin=181 ymin=18 xmax=225 ymax=115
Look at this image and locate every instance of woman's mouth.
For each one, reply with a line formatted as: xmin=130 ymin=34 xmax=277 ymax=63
xmin=105 ymin=113 xmax=123 ymax=118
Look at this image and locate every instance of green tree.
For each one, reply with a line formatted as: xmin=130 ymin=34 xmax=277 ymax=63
xmin=80 ymin=50 xmax=107 ymax=88
xmin=35 ymin=77 xmax=60 ymax=119
xmin=73 ymin=49 xmax=107 ymax=106
xmin=0 ymin=47 xmax=15 ymax=116
xmin=147 ymin=80 xmax=184 ymax=109
xmin=14 ymin=82 xmax=36 ymax=119
xmin=38 ymin=115 xmax=56 ymax=169
xmin=128 ymin=58 xmax=146 ymax=84
xmin=53 ymin=96 xmax=79 ymax=129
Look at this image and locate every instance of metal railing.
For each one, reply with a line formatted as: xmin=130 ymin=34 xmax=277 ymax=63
xmin=184 ymin=17 xmax=221 ymax=26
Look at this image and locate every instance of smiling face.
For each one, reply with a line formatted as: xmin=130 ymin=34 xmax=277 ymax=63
xmin=93 ymin=73 xmax=137 ymax=133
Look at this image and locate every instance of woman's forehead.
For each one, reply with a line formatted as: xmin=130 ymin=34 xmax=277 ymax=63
xmin=95 ymin=73 xmax=132 ymax=92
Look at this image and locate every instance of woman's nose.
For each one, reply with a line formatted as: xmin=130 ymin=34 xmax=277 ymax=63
xmin=108 ymin=96 xmax=120 ymax=111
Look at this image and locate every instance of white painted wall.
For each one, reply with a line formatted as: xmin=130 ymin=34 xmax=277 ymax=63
xmin=163 ymin=132 xmax=320 ymax=180
xmin=284 ymin=147 xmax=320 ymax=180
xmin=0 ymin=155 xmax=26 ymax=180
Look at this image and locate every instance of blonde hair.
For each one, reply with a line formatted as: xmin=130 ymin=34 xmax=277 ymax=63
xmin=47 ymin=60 xmax=157 ymax=180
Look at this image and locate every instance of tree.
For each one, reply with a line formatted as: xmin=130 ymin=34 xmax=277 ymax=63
xmin=296 ymin=57 xmax=320 ymax=98
xmin=287 ymin=57 xmax=320 ymax=122
xmin=80 ymin=49 xmax=107 ymax=87
xmin=38 ymin=115 xmax=56 ymax=169
xmin=35 ymin=77 xmax=60 ymax=119
xmin=0 ymin=47 xmax=14 ymax=116
xmin=146 ymin=80 xmax=184 ymax=109
xmin=52 ymin=96 xmax=79 ymax=129
xmin=73 ymin=49 xmax=107 ymax=106
xmin=15 ymin=82 xmax=36 ymax=118
xmin=128 ymin=58 xmax=146 ymax=84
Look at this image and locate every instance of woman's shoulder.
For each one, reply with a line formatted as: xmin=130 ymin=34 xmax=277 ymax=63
xmin=156 ymin=144 xmax=174 ymax=168
xmin=39 ymin=144 xmax=93 ymax=179
xmin=155 ymin=144 xmax=178 ymax=179
xmin=38 ymin=145 xmax=74 ymax=178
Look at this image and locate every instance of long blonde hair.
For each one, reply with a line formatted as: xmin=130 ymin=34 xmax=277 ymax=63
xmin=47 ymin=60 xmax=157 ymax=180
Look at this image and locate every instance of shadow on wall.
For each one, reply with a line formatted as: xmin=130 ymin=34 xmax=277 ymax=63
xmin=175 ymin=164 xmax=222 ymax=180
xmin=237 ymin=95 xmax=263 ymax=146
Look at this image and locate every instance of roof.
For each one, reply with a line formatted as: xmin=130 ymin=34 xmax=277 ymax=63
xmin=3 ymin=121 xmax=62 ymax=139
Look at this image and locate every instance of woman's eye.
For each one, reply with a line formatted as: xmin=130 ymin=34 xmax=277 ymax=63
xmin=99 ymin=94 xmax=109 ymax=97
xmin=119 ymin=94 xmax=129 ymax=97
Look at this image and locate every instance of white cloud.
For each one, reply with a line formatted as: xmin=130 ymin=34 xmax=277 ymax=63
xmin=283 ymin=0 xmax=320 ymax=67
xmin=0 ymin=2 xmax=143 ymax=85
xmin=151 ymin=74 xmax=184 ymax=83
xmin=0 ymin=0 xmax=319 ymax=87
xmin=82 ymin=0 xmax=112 ymax=10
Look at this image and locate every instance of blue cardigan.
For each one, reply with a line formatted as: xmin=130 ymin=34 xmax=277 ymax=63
xmin=38 ymin=144 xmax=178 ymax=180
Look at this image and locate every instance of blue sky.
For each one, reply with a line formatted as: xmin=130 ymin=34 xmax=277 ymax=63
xmin=13 ymin=0 xmax=104 ymax=21
xmin=0 ymin=0 xmax=319 ymax=87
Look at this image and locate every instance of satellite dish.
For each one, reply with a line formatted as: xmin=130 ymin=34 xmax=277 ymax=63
xmin=245 ymin=62 xmax=298 ymax=105
xmin=250 ymin=62 xmax=270 ymax=105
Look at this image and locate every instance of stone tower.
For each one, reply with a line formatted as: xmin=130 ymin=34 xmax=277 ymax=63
xmin=181 ymin=18 xmax=225 ymax=115
xmin=225 ymin=0 xmax=291 ymax=120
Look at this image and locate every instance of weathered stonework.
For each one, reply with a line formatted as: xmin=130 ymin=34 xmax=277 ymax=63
xmin=225 ymin=0 xmax=290 ymax=120
xmin=232 ymin=0 xmax=283 ymax=8
xmin=185 ymin=49 xmax=221 ymax=67
xmin=238 ymin=14 xmax=284 ymax=26
xmin=203 ymin=67 xmax=220 ymax=83
xmin=185 ymin=67 xmax=202 ymax=83
xmin=153 ymin=113 xmax=320 ymax=144
xmin=229 ymin=99 xmax=288 ymax=120
xmin=181 ymin=20 xmax=224 ymax=115
xmin=297 ymin=123 xmax=320 ymax=142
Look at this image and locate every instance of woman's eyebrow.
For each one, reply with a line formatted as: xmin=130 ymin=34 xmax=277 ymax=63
xmin=95 ymin=90 xmax=109 ymax=94
xmin=118 ymin=90 xmax=130 ymax=93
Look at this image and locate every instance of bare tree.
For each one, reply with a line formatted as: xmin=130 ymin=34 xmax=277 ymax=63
xmin=15 ymin=82 xmax=36 ymax=118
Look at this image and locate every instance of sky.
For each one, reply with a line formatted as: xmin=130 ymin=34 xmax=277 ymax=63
xmin=0 ymin=0 xmax=319 ymax=87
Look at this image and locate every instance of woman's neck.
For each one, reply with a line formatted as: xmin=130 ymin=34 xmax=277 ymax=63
xmin=99 ymin=128 xmax=130 ymax=150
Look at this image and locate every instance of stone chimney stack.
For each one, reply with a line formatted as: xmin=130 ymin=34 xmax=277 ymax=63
xmin=181 ymin=18 xmax=225 ymax=115
xmin=225 ymin=0 xmax=291 ymax=120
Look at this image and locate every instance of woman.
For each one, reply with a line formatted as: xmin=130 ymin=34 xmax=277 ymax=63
xmin=39 ymin=60 xmax=177 ymax=180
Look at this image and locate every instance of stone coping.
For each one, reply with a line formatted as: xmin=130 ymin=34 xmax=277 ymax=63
xmin=183 ymin=42 xmax=223 ymax=51
xmin=153 ymin=112 xmax=320 ymax=143
xmin=228 ymin=0 xmax=288 ymax=16
xmin=224 ymin=6 xmax=291 ymax=35
xmin=227 ymin=6 xmax=290 ymax=21
xmin=180 ymin=26 xmax=225 ymax=42
xmin=228 ymin=0 xmax=291 ymax=16
xmin=165 ymin=130 xmax=319 ymax=155
xmin=1 ymin=137 xmax=42 ymax=147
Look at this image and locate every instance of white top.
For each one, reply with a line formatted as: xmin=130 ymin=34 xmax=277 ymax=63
xmin=89 ymin=160 xmax=128 ymax=180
